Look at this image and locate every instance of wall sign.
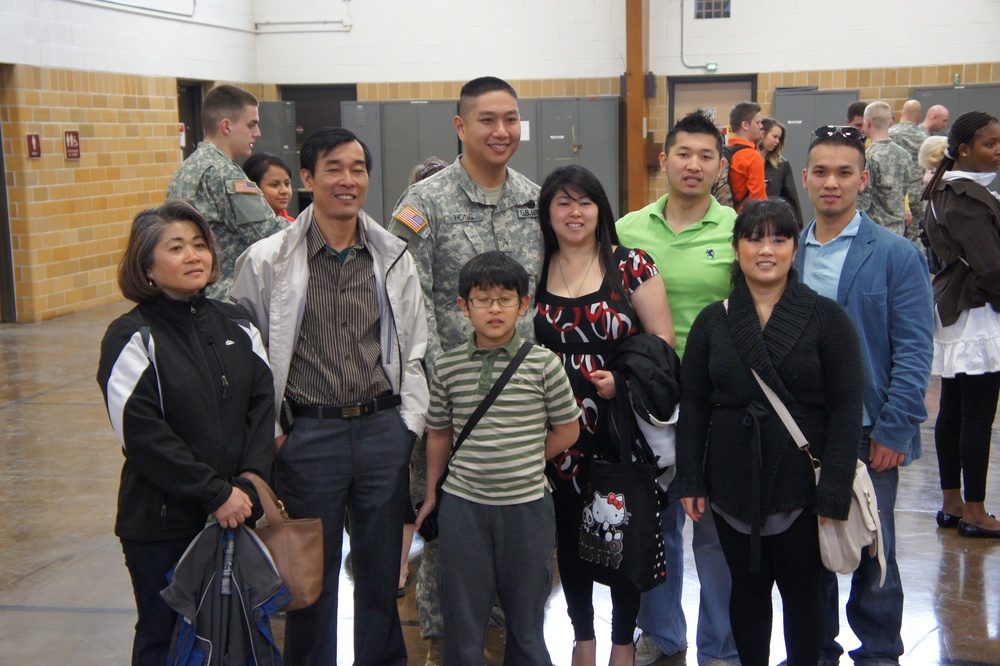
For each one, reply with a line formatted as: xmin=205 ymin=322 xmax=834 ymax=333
xmin=64 ymin=131 xmax=81 ymax=159
xmin=27 ymin=134 xmax=41 ymax=158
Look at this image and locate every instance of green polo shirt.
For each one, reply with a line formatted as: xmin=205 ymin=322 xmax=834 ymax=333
xmin=616 ymin=194 xmax=737 ymax=358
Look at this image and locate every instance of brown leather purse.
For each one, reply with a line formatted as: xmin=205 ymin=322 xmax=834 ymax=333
xmin=241 ymin=472 xmax=324 ymax=611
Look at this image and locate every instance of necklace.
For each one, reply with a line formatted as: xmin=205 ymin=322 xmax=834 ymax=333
xmin=555 ymin=251 xmax=598 ymax=298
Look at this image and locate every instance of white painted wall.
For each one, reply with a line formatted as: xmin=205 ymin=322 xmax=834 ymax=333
xmin=0 ymin=0 xmax=258 ymax=82
xmin=649 ymin=0 xmax=1000 ymax=76
xmin=2 ymin=0 xmax=999 ymax=84
xmin=254 ymin=0 xmax=627 ymax=83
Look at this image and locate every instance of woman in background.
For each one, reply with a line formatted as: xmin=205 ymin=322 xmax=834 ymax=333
xmin=758 ymin=118 xmax=803 ymax=228
xmin=921 ymin=111 xmax=1000 ymax=538
xmin=97 ymin=201 xmax=274 ymax=664
xmin=244 ymin=152 xmax=297 ymax=223
xmin=534 ymin=165 xmax=674 ymax=666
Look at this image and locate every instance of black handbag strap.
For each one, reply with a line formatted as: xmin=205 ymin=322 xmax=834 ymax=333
xmin=438 ymin=341 xmax=533 ymax=488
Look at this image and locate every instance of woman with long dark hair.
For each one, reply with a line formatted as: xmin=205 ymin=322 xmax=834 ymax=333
xmin=921 ymin=111 xmax=1000 ymax=538
xmin=533 ymin=165 xmax=674 ymax=666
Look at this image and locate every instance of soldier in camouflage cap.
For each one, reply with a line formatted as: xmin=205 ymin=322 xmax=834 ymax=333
xmin=389 ymin=76 xmax=540 ymax=665
xmin=167 ymin=85 xmax=287 ymax=300
xmin=858 ymin=101 xmax=925 ymax=241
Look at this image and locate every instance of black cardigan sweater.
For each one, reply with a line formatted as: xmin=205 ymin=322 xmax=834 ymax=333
xmin=675 ymin=272 xmax=864 ymax=527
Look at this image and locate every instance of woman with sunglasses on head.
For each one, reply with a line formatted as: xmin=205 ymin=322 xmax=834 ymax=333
xmin=758 ymin=117 xmax=803 ymax=228
xmin=676 ymin=198 xmax=863 ymax=666
xmin=97 ymin=201 xmax=275 ymax=664
xmin=244 ymin=152 xmax=297 ymax=223
xmin=533 ymin=165 xmax=674 ymax=666
xmin=921 ymin=111 xmax=1000 ymax=538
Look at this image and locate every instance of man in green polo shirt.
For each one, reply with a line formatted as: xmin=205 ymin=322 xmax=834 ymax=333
xmin=616 ymin=110 xmax=741 ymax=666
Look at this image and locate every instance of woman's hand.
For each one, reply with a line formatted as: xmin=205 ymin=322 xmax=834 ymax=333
xmin=274 ymin=434 xmax=287 ymax=455
xmin=590 ymin=370 xmax=617 ymax=399
xmin=213 ymin=486 xmax=254 ymax=528
xmin=680 ymin=496 xmax=706 ymax=522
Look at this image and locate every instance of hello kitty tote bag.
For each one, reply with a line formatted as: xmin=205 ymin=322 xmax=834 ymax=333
xmin=578 ymin=373 xmax=667 ymax=591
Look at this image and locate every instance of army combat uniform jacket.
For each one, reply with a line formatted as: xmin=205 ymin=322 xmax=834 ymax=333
xmin=167 ymin=141 xmax=287 ymax=300
xmin=389 ymin=157 xmax=542 ymax=365
xmin=858 ymin=139 xmax=924 ymax=241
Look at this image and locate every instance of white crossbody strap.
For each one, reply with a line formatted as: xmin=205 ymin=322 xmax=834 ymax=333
xmin=722 ymin=299 xmax=809 ymax=452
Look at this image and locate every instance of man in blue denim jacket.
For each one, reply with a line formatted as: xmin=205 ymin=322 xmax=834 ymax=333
xmin=795 ymin=128 xmax=933 ymax=666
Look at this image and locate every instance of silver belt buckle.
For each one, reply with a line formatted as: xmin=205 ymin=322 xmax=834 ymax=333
xmin=342 ymin=405 xmax=362 ymax=418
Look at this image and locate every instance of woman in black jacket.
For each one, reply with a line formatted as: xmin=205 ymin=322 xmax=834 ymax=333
xmin=676 ymin=199 xmax=863 ymax=666
xmin=758 ymin=118 xmax=803 ymax=228
xmin=921 ymin=111 xmax=1000 ymax=538
xmin=97 ymin=201 xmax=274 ymax=665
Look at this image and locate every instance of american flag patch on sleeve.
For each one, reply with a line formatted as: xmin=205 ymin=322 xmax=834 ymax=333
xmin=395 ymin=207 xmax=428 ymax=233
xmin=233 ymin=180 xmax=259 ymax=194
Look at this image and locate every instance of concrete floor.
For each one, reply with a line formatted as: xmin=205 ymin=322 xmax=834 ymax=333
xmin=1 ymin=301 xmax=999 ymax=665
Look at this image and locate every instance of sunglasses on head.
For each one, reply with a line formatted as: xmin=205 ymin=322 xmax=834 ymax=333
xmin=812 ymin=125 xmax=866 ymax=143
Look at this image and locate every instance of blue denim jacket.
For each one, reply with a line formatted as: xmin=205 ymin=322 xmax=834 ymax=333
xmin=797 ymin=213 xmax=933 ymax=463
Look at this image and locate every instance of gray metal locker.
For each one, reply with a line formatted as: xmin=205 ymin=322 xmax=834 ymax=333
xmin=507 ymin=98 xmax=540 ymax=184
xmin=341 ymin=101 xmax=386 ymax=224
xmin=251 ymin=100 xmax=302 ymax=214
xmin=381 ymin=101 xmax=459 ymax=221
xmin=576 ymin=97 xmax=620 ymax=219
xmin=518 ymin=97 xmax=620 ymax=217
xmin=772 ymin=89 xmax=860 ymax=222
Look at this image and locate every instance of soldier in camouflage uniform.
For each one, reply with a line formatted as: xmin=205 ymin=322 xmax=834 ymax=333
xmin=388 ymin=76 xmax=540 ymax=665
xmin=858 ymin=101 xmax=925 ymax=241
xmin=167 ymin=85 xmax=286 ymax=300
xmin=889 ymin=100 xmax=929 ymax=164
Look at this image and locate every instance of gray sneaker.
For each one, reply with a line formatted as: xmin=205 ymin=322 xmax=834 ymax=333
xmin=634 ymin=635 xmax=665 ymax=666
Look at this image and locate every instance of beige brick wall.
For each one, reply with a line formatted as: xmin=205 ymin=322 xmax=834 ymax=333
xmin=356 ymin=77 xmax=621 ymax=102
xmin=0 ymin=67 xmax=272 ymax=322
xmin=1 ymin=65 xmax=180 ymax=322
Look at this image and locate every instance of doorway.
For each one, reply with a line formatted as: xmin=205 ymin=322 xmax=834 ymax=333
xmin=176 ymin=81 xmax=204 ymax=161
xmin=668 ymin=75 xmax=757 ymax=130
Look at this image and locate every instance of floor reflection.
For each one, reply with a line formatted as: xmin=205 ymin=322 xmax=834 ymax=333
xmin=0 ymin=302 xmax=998 ymax=665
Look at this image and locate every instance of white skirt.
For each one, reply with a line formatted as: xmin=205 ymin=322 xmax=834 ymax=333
xmin=932 ymin=304 xmax=1000 ymax=377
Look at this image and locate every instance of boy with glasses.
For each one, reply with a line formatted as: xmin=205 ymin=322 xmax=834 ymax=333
xmin=416 ymin=251 xmax=579 ymax=666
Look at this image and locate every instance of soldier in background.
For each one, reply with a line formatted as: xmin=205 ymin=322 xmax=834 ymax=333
xmin=889 ymin=100 xmax=928 ymax=164
xmin=167 ymin=84 xmax=286 ymax=299
xmin=847 ymin=100 xmax=868 ymax=132
xmin=923 ymin=104 xmax=951 ymax=135
xmin=389 ymin=76 xmax=540 ymax=666
xmin=858 ymin=101 xmax=924 ymax=241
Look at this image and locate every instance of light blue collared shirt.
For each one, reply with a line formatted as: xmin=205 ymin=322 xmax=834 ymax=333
xmin=801 ymin=211 xmax=870 ymax=425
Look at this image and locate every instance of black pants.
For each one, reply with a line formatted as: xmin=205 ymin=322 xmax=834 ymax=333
xmin=935 ymin=372 xmax=1000 ymax=502
xmin=121 ymin=537 xmax=191 ymax=666
xmin=553 ymin=476 xmax=640 ymax=646
xmin=713 ymin=509 xmax=823 ymax=666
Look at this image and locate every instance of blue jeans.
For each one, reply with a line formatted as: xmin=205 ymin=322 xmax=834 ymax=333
xmin=276 ymin=409 xmax=412 ymax=666
xmin=120 ymin=537 xmax=191 ymax=666
xmin=821 ymin=432 xmax=904 ymax=666
xmin=638 ymin=481 xmax=741 ymax=665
